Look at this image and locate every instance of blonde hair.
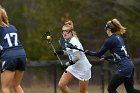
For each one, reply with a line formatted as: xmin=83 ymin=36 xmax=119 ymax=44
xmin=63 ymin=20 xmax=79 ymax=39
xmin=112 ymin=18 xmax=126 ymax=35
xmin=64 ymin=20 xmax=74 ymax=30
xmin=0 ymin=5 xmax=9 ymax=26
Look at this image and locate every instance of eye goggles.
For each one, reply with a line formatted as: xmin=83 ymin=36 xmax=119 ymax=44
xmin=62 ymin=29 xmax=72 ymax=33
xmin=104 ymin=21 xmax=118 ymax=32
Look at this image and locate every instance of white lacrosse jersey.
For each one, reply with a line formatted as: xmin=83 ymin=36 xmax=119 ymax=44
xmin=65 ymin=37 xmax=92 ymax=80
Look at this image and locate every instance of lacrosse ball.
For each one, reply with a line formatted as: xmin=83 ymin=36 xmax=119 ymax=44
xmin=47 ymin=36 xmax=51 ymax=39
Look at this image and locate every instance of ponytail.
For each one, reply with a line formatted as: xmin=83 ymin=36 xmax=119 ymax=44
xmin=112 ymin=18 xmax=126 ymax=35
xmin=64 ymin=20 xmax=79 ymax=39
xmin=64 ymin=20 xmax=74 ymax=30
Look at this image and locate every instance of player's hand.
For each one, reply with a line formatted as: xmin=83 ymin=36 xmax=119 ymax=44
xmin=61 ymin=64 xmax=68 ymax=70
xmin=99 ymin=57 xmax=105 ymax=61
xmin=54 ymin=50 xmax=64 ymax=56
xmin=0 ymin=45 xmax=3 ymax=51
xmin=84 ymin=50 xmax=91 ymax=55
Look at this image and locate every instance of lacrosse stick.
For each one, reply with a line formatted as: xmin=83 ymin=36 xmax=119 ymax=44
xmin=65 ymin=42 xmax=85 ymax=52
xmin=66 ymin=42 xmax=114 ymax=62
xmin=41 ymin=31 xmax=64 ymax=66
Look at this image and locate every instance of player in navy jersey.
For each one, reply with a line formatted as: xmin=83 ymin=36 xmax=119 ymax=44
xmin=0 ymin=6 xmax=27 ymax=93
xmin=85 ymin=18 xmax=140 ymax=93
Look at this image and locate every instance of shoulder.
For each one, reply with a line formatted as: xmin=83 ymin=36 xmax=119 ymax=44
xmin=106 ymin=34 xmax=119 ymax=42
xmin=0 ymin=25 xmax=17 ymax=31
xmin=9 ymin=25 xmax=17 ymax=30
xmin=104 ymin=35 xmax=117 ymax=47
xmin=70 ymin=37 xmax=80 ymax=44
xmin=69 ymin=37 xmax=82 ymax=49
xmin=105 ymin=37 xmax=113 ymax=44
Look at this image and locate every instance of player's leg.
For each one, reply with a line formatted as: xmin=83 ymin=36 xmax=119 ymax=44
xmin=124 ymin=78 xmax=140 ymax=93
xmin=124 ymin=69 xmax=140 ymax=93
xmin=107 ymin=73 xmax=125 ymax=93
xmin=1 ymin=70 xmax=15 ymax=93
xmin=79 ymin=80 xmax=89 ymax=93
xmin=12 ymin=57 xmax=26 ymax=93
xmin=12 ymin=70 xmax=24 ymax=93
xmin=58 ymin=71 xmax=74 ymax=93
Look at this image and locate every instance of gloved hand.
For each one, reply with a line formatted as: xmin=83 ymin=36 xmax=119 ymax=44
xmin=84 ymin=50 xmax=91 ymax=55
xmin=54 ymin=50 xmax=64 ymax=56
xmin=99 ymin=56 xmax=105 ymax=61
xmin=0 ymin=45 xmax=3 ymax=51
xmin=61 ymin=60 xmax=74 ymax=70
xmin=61 ymin=64 xmax=68 ymax=70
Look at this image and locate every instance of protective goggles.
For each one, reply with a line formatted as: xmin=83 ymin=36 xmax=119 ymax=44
xmin=62 ymin=29 xmax=72 ymax=33
xmin=104 ymin=21 xmax=118 ymax=32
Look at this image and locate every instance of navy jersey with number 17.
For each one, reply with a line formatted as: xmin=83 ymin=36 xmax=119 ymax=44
xmin=0 ymin=25 xmax=27 ymax=72
xmin=0 ymin=25 xmax=22 ymax=49
xmin=0 ymin=25 xmax=26 ymax=58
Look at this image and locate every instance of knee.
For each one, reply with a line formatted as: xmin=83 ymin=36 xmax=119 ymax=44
xmin=13 ymin=83 xmax=19 ymax=88
xmin=1 ymin=84 xmax=11 ymax=93
xmin=2 ymin=87 xmax=10 ymax=93
xmin=13 ymin=84 xmax=21 ymax=90
xmin=58 ymin=82 xmax=65 ymax=89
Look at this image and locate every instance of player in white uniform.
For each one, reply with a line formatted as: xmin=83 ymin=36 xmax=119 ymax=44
xmin=56 ymin=20 xmax=92 ymax=93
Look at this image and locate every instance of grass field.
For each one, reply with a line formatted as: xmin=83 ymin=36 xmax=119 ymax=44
xmin=10 ymin=84 xmax=140 ymax=93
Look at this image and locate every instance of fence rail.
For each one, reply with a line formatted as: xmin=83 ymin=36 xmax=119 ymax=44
xmin=25 ymin=58 xmax=140 ymax=93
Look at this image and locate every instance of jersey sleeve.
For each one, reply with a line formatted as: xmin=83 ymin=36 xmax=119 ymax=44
xmin=86 ymin=38 xmax=114 ymax=57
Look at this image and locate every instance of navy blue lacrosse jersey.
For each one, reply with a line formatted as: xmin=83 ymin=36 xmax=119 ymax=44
xmin=87 ymin=34 xmax=129 ymax=60
xmin=86 ymin=34 xmax=134 ymax=77
xmin=0 ymin=25 xmax=25 ymax=58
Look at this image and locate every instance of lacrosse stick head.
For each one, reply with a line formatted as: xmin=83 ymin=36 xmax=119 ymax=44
xmin=41 ymin=31 xmax=52 ymax=44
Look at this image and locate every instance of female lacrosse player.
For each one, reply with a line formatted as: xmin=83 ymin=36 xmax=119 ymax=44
xmin=85 ymin=18 xmax=140 ymax=93
xmin=56 ymin=20 xmax=92 ymax=93
xmin=0 ymin=6 xmax=27 ymax=93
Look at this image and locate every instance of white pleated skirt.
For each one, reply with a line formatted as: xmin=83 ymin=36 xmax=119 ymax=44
xmin=66 ymin=67 xmax=91 ymax=81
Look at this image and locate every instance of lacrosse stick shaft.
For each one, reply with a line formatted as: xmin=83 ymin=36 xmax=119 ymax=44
xmin=42 ymin=32 xmax=67 ymax=72
xmin=75 ymin=48 xmax=85 ymax=52
xmin=49 ymin=43 xmax=63 ymax=65
xmin=50 ymin=43 xmax=67 ymax=73
xmin=66 ymin=42 xmax=85 ymax=52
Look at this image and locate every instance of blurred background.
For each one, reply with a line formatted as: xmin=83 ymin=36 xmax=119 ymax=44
xmin=1 ymin=0 xmax=140 ymax=93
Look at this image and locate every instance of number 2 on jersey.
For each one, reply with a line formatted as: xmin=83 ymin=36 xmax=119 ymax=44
xmin=4 ymin=33 xmax=18 ymax=47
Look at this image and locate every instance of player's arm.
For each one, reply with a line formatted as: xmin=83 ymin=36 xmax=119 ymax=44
xmin=85 ymin=39 xmax=114 ymax=58
xmin=64 ymin=39 xmax=81 ymax=66
xmin=85 ymin=46 xmax=108 ymax=57
xmin=61 ymin=50 xmax=80 ymax=70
